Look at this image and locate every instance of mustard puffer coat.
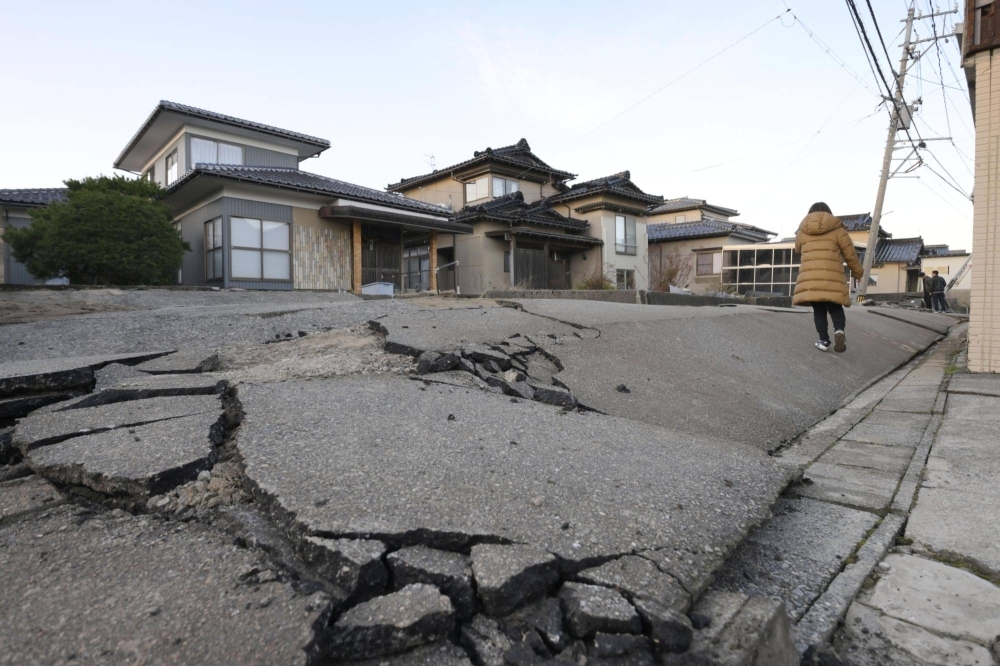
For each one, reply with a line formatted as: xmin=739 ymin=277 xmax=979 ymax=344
xmin=792 ymin=212 xmax=865 ymax=307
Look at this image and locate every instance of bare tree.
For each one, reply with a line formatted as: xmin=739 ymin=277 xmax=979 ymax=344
xmin=650 ymin=247 xmax=693 ymax=292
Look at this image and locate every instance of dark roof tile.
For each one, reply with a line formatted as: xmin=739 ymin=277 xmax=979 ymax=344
xmin=546 ymin=170 xmax=663 ymax=206
xmin=0 ymin=188 xmax=68 ymax=207
xmin=874 ymin=237 xmax=924 ymax=264
xmin=454 ymin=191 xmax=589 ymax=231
xmin=648 ymin=218 xmax=774 ymax=243
xmin=648 ymin=197 xmax=739 ymax=218
xmin=387 ymin=139 xmax=575 ymax=191
xmin=170 ymin=165 xmax=451 ymax=216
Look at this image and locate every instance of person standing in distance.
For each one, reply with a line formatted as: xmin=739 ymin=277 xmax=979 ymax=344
xmin=792 ymin=202 xmax=865 ymax=353
xmin=930 ymin=270 xmax=949 ymax=312
xmin=920 ymin=271 xmax=933 ymax=310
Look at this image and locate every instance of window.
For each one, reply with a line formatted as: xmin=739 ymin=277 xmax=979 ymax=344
xmin=144 ymin=166 xmax=155 ymax=182
xmin=504 ymin=250 xmax=510 ymax=273
xmin=191 ymin=137 xmax=243 ymax=166
xmin=616 ymin=269 xmax=635 ymax=290
xmin=675 ymin=215 xmax=686 ymax=223
xmin=465 ymin=178 xmax=489 ymax=202
xmin=615 ymin=215 xmax=637 ymax=255
xmin=696 ymin=253 xmax=716 ymax=276
xmin=230 ymin=217 xmax=291 ymax=280
xmin=205 ymin=218 xmax=223 ymax=280
xmin=166 ymin=150 xmax=178 ymax=185
xmin=492 ymin=177 xmax=520 ymax=197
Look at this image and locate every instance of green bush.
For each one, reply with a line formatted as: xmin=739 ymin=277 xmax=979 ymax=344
xmin=2 ymin=175 xmax=188 ymax=285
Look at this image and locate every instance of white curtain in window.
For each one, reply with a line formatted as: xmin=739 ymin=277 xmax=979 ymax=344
xmin=218 ymin=142 xmax=243 ymax=165
xmin=191 ymin=138 xmax=217 ymax=166
xmin=262 ymin=221 xmax=289 ymax=250
xmin=232 ymin=249 xmax=262 ymax=279
xmin=231 ymin=217 xmax=262 ymax=248
xmin=263 ymin=251 xmax=290 ymax=280
xmin=213 ymin=250 xmax=223 ymax=280
xmin=493 ymin=178 xmax=505 ymax=198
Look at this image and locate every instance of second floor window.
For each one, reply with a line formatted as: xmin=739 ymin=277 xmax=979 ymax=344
xmin=615 ymin=215 xmax=636 ymax=255
xmin=493 ymin=177 xmax=519 ymax=197
xmin=166 ymin=150 xmax=178 ymax=185
xmin=676 ymin=214 xmax=686 ymax=223
xmin=191 ymin=137 xmax=243 ymax=167
xmin=465 ymin=178 xmax=489 ymax=203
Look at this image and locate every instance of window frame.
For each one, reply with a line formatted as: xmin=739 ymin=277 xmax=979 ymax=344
xmin=465 ymin=178 xmax=489 ymax=203
xmin=616 ymin=268 xmax=635 ymax=290
xmin=696 ymin=252 xmax=716 ymax=276
xmin=229 ymin=217 xmax=292 ymax=282
xmin=675 ymin=214 xmax=686 ymax=223
xmin=204 ymin=217 xmax=224 ymax=281
xmin=190 ymin=135 xmax=244 ymax=167
xmin=166 ymin=150 xmax=179 ymax=185
xmin=492 ymin=177 xmax=520 ymax=198
xmin=615 ymin=215 xmax=637 ymax=255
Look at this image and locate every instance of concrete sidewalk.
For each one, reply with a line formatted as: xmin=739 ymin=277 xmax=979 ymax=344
xmin=709 ymin=320 xmax=999 ymax=664
xmin=834 ymin=341 xmax=1000 ymax=666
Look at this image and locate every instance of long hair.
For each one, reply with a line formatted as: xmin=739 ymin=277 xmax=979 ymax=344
xmin=808 ymin=202 xmax=833 ymax=214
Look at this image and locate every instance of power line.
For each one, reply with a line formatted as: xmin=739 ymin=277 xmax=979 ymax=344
xmin=927 ymin=1 xmax=953 ymax=137
xmin=787 ymin=12 xmax=882 ymax=98
xmin=865 ymin=0 xmax=900 ymax=78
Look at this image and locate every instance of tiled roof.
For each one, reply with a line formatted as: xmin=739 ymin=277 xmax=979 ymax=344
xmin=454 ymin=191 xmax=589 ymax=231
xmin=171 ymin=165 xmax=452 ymax=216
xmin=647 ymin=197 xmax=739 ymax=218
xmin=387 ymin=139 xmax=576 ymax=191
xmin=647 ymin=218 xmax=775 ymax=243
xmin=114 ymin=101 xmax=330 ymax=168
xmin=0 ymin=188 xmax=68 ymax=207
xmin=921 ymin=244 xmax=969 ymax=257
xmin=874 ymin=237 xmax=924 ymax=264
xmin=546 ymin=170 xmax=663 ymax=206
xmin=839 ymin=212 xmax=891 ymax=238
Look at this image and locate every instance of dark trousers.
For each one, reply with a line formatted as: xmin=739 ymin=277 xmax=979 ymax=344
xmin=932 ymin=293 xmax=948 ymax=312
xmin=923 ymin=292 xmax=933 ymax=310
xmin=812 ymin=302 xmax=846 ymax=343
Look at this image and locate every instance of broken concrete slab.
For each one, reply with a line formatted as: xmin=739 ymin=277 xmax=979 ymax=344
xmin=24 ymin=411 xmax=225 ymax=497
xmin=835 ymin=601 xmax=994 ymax=666
xmin=794 ymin=461 xmax=902 ymax=512
xmin=526 ymin=381 xmax=577 ymax=408
xmin=665 ymin=592 xmax=798 ymax=666
xmin=637 ymin=545 xmax=728 ymax=600
xmin=341 ymin=643 xmax=473 ymax=666
xmin=632 ymin=598 xmax=693 ymax=654
xmin=472 ymin=543 xmax=560 ymax=617
xmin=907 ymin=488 xmax=1000 ymax=578
xmin=863 ymin=554 xmax=1000 ymax=647
xmin=816 ymin=440 xmax=915 ymax=474
xmin=0 ymin=505 xmax=332 ymax=665
xmin=559 ymin=582 xmax=642 ymax=639
xmin=843 ymin=411 xmax=932 ymax=447
xmin=327 ymin=584 xmax=455 ymax=661
xmin=505 ymin=597 xmax=567 ymax=652
xmin=237 ymin=377 xmax=791 ymax=598
xmin=93 ymin=361 xmax=147 ymax=390
xmin=512 ymin=302 xmax=941 ymax=451
xmin=947 ymin=373 xmax=1000 ymax=397
xmin=577 ymin=555 xmax=690 ymax=613
xmin=0 ymin=426 xmax=20 ymax=466
xmin=463 ymin=344 xmax=513 ymax=370
xmin=60 ymin=373 xmax=228 ymax=410
xmin=14 ymin=394 xmax=223 ymax=452
xmin=0 ymin=391 xmax=76 ymax=419
xmin=299 ymin=537 xmax=388 ymax=600
xmin=133 ymin=350 xmax=220 ymax=374
xmin=461 ymin=614 xmax=514 ymax=666
xmin=0 ymin=352 xmax=172 ymax=397
xmin=375 ymin=307 xmax=580 ymax=357
xmin=591 ymin=632 xmax=654 ymax=662
xmin=0 ymin=475 xmax=63 ymax=523
xmin=387 ymin=546 xmax=476 ymax=618
xmin=410 ymin=371 xmax=490 ymax=392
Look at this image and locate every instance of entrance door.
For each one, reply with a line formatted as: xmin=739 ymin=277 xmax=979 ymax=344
xmin=361 ymin=225 xmax=402 ymax=290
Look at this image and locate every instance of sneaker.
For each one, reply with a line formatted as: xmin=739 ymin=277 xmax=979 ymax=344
xmin=834 ymin=330 xmax=847 ymax=353
xmin=815 ymin=340 xmax=830 ymax=352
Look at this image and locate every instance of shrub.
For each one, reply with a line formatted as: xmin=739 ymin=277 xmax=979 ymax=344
xmin=2 ymin=176 xmax=188 ymax=285
xmin=575 ymin=263 xmax=616 ymax=290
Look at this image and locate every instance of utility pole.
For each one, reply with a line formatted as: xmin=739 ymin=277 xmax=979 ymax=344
xmin=856 ymin=2 xmax=958 ymax=301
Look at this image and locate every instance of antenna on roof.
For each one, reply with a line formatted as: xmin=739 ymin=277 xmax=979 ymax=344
xmin=423 ymin=154 xmax=436 ymax=170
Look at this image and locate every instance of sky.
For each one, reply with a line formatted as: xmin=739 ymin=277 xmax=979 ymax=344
xmin=0 ymin=0 xmax=975 ymax=249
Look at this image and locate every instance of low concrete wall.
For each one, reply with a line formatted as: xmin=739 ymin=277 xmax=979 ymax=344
xmin=483 ymin=289 xmax=638 ymax=304
xmin=483 ymin=289 xmax=795 ymax=309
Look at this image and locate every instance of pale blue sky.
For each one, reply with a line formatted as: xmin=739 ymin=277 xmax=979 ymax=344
xmin=0 ymin=0 xmax=974 ymax=248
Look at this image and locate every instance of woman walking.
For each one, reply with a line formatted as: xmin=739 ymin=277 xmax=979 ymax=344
xmin=792 ymin=203 xmax=865 ymax=353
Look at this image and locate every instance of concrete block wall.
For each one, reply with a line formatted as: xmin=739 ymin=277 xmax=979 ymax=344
xmin=971 ymin=51 xmax=1000 ymax=372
